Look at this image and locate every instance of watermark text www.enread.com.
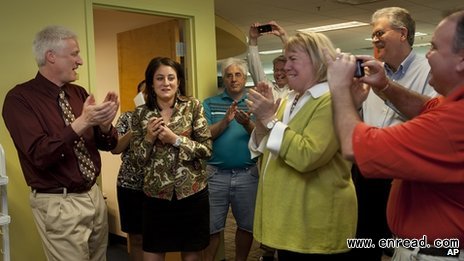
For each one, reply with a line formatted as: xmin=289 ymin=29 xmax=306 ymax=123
xmin=347 ymin=236 xmax=461 ymax=256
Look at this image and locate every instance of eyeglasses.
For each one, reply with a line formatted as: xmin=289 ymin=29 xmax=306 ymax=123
xmin=371 ymin=28 xmax=395 ymax=40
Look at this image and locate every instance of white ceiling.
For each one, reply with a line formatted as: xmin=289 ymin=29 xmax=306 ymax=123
xmin=215 ymin=0 xmax=463 ymax=72
xmin=94 ymin=1 xmax=463 ymax=74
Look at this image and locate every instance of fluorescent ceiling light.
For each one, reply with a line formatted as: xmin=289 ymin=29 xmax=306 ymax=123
xmin=413 ymin=42 xmax=431 ymax=47
xmin=364 ymin=32 xmax=428 ymax=41
xmin=298 ymin=21 xmax=369 ymax=33
xmin=259 ymin=49 xmax=283 ymax=55
xmin=415 ymin=32 xmax=427 ymax=37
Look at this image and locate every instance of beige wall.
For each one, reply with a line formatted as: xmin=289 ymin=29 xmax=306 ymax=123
xmin=0 ymin=0 xmax=217 ymax=260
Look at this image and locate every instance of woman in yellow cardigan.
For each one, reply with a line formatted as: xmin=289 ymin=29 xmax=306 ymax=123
xmin=246 ymin=32 xmax=357 ymax=260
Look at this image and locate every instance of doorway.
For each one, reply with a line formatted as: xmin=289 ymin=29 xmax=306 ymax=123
xmin=92 ymin=6 xmax=186 ymax=243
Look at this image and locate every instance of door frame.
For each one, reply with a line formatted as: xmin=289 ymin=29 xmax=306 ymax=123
xmin=88 ymin=3 xmax=193 ymax=238
xmin=85 ymin=2 xmax=194 ymax=97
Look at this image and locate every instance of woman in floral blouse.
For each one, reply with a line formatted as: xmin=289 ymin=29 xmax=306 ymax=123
xmin=111 ymin=80 xmax=146 ymax=261
xmin=131 ymin=57 xmax=212 ymax=261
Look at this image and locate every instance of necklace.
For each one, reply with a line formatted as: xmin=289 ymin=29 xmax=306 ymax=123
xmin=289 ymin=94 xmax=300 ymax=115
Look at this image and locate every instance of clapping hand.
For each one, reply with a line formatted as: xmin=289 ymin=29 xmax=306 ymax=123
xmin=99 ymin=91 xmax=119 ymax=131
xmin=75 ymin=92 xmax=119 ymax=135
xmin=145 ymin=117 xmax=164 ymax=143
xmin=225 ymin=101 xmax=238 ymax=123
xmin=235 ymin=109 xmax=251 ymax=126
xmin=156 ymin=124 xmax=178 ymax=145
xmin=246 ymin=81 xmax=279 ymax=122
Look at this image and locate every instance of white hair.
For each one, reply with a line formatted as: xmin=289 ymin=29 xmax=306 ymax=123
xmin=33 ymin=25 xmax=77 ymax=66
xmin=220 ymin=57 xmax=248 ymax=79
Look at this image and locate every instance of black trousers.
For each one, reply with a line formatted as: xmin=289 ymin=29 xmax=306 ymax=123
xmin=348 ymin=164 xmax=392 ymax=260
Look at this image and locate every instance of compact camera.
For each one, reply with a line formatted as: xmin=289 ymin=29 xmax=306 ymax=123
xmin=354 ymin=59 xmax=365 ymax=78
xmin=257 ymin=24 xmax=273 ymax=34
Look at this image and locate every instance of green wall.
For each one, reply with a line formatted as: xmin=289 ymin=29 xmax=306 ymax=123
xmin=0 ymin=0 xmax=217 ymax=260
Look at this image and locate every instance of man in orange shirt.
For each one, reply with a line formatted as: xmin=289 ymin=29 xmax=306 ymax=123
xmin=326 ymin=10 xmax=464 ymax=260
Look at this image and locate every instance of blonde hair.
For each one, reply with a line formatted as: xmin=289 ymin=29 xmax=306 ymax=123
xmin=284 ymin=32 xmax=336 ymax=83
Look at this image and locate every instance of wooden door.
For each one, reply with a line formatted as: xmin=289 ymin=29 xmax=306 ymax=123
xmin=117 ymin=19 xmax=180 ymax=112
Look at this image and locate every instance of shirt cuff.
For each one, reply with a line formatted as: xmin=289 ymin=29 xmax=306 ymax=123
xmin=266 ymin=121 xmax=287 ymax=155
xmin=249 ymin=129 xmax=266 ymax=159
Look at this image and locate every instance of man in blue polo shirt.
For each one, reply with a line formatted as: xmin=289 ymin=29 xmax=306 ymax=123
xmin=203 ymin=57 xmax=258 ymax=261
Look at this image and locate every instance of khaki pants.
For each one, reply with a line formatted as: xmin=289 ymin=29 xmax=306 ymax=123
xmin=30 ymin=184 xmax=108 ymax=261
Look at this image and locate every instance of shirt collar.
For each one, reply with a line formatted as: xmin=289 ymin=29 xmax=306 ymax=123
xmin=176 ymin=94 xmax=189 ymax=102
xmin=220 ymin=89 xmax=247 ymax=102
xmin=35 ymin=72 xmax=62 ymax=98
xmin=384 ymin=50 xmax=416 ymax=78
xmin=446 ymin=85 xmax=464 ymax=102
xmin=308 ymin=82 xmax=330 ymax=98
xmin=288 ymin=82 xmax=329 ymax=100
xmin=170 ymin=94 xmax=189 ymax=110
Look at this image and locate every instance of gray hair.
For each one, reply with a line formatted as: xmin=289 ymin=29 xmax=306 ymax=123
xmin=220 ymin=57 xmax=248 ymax=79
xmin=371 ymin=7 xmax=416 ymax=46
xmin=33 ymin=25 xmax=78 ymax=66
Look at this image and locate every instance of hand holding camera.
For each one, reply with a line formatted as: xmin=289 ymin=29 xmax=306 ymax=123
xmin=354 ymin=59 xmax=365 ymax=78
xmin=257 ymin=24 xmax=273 ymax=34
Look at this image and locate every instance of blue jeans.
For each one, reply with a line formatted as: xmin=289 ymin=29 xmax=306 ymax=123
xmin=206 ymin=164 xmax=258 ymax=234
